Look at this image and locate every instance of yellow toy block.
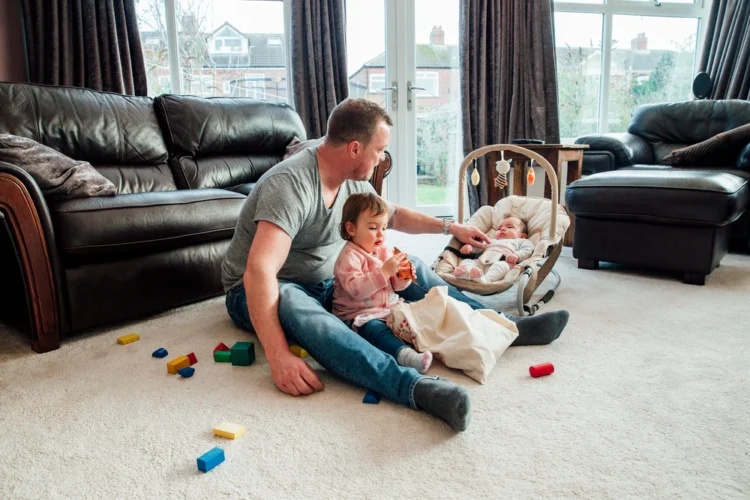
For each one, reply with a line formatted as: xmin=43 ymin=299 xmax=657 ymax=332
xmin=167 ymin=355 xmax=190 ymax=374
xmin=117 ymin=333 xmax=140 ymax=345
xmin=213 ymin=422 xmax=246 ymax=440
xmin=290 ymin=345 xmax=308 ymax=358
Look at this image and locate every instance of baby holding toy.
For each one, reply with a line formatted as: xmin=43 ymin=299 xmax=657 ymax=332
xmin=453 ymin=216 xmax=534 ymax=283
xmin=332 ymin=193 xmax=433 ymax=373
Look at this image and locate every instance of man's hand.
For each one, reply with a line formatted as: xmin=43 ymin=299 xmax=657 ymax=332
xmin=506 ymin=253 xmax=520 ymax=265
xmin=268 ymin=351 xmax=324 ymax=396
xmin=450 ymin=223 xmax=491 ymax=247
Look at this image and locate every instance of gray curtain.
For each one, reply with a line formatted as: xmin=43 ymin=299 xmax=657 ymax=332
xmin=20 ymin=0 xmax=147 ymax=96
xmin=291 ymin=0 xmax=349 ymax=138
xmin=460 ymin=0 xmax=559 ymax=212
xmin=698 ymin=0 xmax=750 ymax=100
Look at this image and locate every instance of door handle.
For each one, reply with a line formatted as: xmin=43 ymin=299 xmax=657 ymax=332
xmin=378 ymin=82 xmax=398 ymax=111
xmin=407 ymin=81 xmax=426 ymax=111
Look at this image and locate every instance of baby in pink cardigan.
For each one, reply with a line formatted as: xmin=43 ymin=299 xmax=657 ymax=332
xmin=333 ymin=193 xmax=433 ymax=373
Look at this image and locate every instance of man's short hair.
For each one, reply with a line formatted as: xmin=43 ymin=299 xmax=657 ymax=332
xmin=326 ymin=98 xmax=393 ymax=146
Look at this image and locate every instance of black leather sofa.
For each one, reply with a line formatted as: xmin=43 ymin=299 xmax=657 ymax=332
xmin=567 ymin=100 xmax=750 ymax=284
xmin=0 ymin=82 xmax=392 ymax=352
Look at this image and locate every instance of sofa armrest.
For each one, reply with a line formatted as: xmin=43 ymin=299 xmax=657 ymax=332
xmin=369 ymin=150 xmax=392 ymax=196
xmin=0 ymin=160 xmax=64 ymax=352
xmin=738 ymin=143 xmax=750 ymax=172
xmin=575 ymin=133 xmax=654 ymax=168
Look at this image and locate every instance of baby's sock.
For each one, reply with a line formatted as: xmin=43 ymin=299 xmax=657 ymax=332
xmin=397 ymin=347 xmax=433 ymax=373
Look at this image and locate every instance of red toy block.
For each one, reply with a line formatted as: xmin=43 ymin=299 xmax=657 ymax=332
xmin=187 ymin=352 xmax=198 ymax=365
xmin=529 ymin=362 xmax=554 ymax=378
xmin=213 ymin=342 xmax=230 ymax=354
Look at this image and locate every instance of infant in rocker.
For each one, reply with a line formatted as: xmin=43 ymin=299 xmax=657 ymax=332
xmin=453 ymin=216 xmax=534 ymax=283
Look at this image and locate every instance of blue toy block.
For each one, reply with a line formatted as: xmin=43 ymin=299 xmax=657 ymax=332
xmin=152 ymin=348 xmax=168 ymax=358
xmin=197 ymin=447 xmax=225 ymax=473
xmin=178 ymin=367 xmax=195 ymax=378
xmin=363 ymin=390 xmax=380 ymax=404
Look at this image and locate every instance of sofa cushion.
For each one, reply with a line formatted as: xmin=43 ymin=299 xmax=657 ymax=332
xmin=0 ymin=82 xmax=175 ymax=194
xmin=663 ymin=123 xmax=750 ymax=167
xmin=566 ymin=169 xmax=749 ymax=226
xmin=51 ymin=189 xmax=246 ymax=259
xmin=172 ymin=154 xmax=279 ymax=191
xmin=0 ymin=134 xmax=117 ymax=200
xmin=737 ymin=143 xmax=750 ymax=172
xmin=155 ymin=95 xmax=306 ymax=190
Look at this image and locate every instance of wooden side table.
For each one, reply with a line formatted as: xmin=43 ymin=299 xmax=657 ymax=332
xmin=486 ymin=144 xmax=588 ymax=247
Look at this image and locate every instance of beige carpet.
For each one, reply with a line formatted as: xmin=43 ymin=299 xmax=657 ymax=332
xmin=1 ymin=234 xmax=749 ymax=499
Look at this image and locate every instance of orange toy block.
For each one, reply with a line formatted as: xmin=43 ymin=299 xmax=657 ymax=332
xmin=167 ymin=355 xmax=190 ymax=374
xmin=117 ymin=333 xmax=140 ymax=345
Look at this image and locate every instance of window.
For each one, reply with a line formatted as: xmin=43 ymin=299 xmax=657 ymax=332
xmin=554 ymin=0 xmax=708 ymax=141
xmin=369 ymin=73 xmax=386 ymax=92
xmin=415 ymin=71 xmax=439 ymax=97
xmin=242 ymin=74 xmax=266 ymax=99
xmin=135 ymin=0 xmax=289 ymax=103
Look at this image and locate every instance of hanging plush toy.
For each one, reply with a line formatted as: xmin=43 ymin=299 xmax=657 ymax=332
xmin=494 ymin=152 xmax=511 ymax=189
xmin=527 ymin=160 xmax=536 ymax=185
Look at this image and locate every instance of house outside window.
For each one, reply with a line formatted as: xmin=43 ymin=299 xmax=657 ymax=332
xmin=243 ymin=73 xmax=266 ymax=99
xmin=369 ymin=73 xmax=386 ymax=93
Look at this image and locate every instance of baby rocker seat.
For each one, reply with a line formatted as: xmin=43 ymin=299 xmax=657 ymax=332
xmin=433 ymin=144 xmax=570 ymax=315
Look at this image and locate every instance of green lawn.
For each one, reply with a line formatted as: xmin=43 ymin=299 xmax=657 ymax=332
xmin=417 ymin=184 xmax=451 ymax=206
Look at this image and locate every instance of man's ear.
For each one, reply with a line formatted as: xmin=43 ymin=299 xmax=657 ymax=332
xmin=347 ymin=140 xmax=362 ymax=158
xmin=345 ymin=221 xmax=357 ymax=238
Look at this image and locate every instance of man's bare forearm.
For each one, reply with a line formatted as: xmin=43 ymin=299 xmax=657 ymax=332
xmin=390 ymin=205 xmax=445 ymax=234
xmin=244 ymin=266 xmax=290 ymax=361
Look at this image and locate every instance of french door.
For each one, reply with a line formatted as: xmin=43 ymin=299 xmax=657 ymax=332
xmin=347 ymin=0 xmax=461 ymax=217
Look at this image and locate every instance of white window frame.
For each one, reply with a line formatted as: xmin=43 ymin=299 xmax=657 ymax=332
xmin=243 ymin=73 xmax=266 ymax=99
xmin=369 ymin=73 xmax=387 ymax=93
xmin=415 ymin=71 xmax=439 ymax=97
xmin=554 ymin=0 xmax=711 ymax=136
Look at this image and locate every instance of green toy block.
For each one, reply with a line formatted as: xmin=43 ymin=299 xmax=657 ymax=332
xmin=231 ymin=341 xmax=255 ymax=366
xmin=214 ymin=350 xmax=231 ymax=363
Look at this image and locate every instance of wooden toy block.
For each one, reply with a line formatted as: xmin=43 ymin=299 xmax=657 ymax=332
xmin=230 ymin=341 xmax=255 ymax=366
xmin=213 ymin=342 xmax=230 ymax=354
xmin=290 ymin=345 xmax=308 ymax=358
xmin=186 ymin=352 xmax=198 ymax=365
xmin=213 ymin=422 xmax=245 ymax=440
xmin=167 ymin=355 xmax=190 ymax=374
xmin=197 ymin=447 xmax=225 ymax=473
xmin=117 ymin=333 xmax=140 ymax=345
xmin=152 ymin=348 xmax=168 ymax=358
xmin=529 ymin=362 xmax=554 ymax=378
xmin=363 ymin=390 xmax=380 ymax=404
xmin=214 ymin=350 xmax=231 ymax=363
xmin=178 ymin=367 xmax=195 ymax=378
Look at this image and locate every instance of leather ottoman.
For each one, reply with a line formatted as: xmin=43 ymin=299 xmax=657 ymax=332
xmin=566 ymin=169 xmax=749 ymax=284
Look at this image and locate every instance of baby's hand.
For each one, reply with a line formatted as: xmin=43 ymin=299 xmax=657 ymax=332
xmin=383 ymin=252 xmax=408 ymax=278
xmin=460 ymin=244 xmax=474 ymax=255
xmin=506 ymin=253 xmax=519 ymax=265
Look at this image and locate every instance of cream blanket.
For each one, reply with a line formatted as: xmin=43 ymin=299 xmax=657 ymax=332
xmin=387 ymin=287 xmax=518 ymax=383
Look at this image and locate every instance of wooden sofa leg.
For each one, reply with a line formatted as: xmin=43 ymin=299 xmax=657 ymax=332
xmin=578 ymin=259 xmax=599 ymax=270
xmin=683 ymin=273 xmax=706 ymax=286
xmin=0 ymin=173 xmax=61 ymax=353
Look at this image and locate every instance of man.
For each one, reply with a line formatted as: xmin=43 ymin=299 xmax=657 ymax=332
xmin=222 ymin=99 xmax=569 ymax=432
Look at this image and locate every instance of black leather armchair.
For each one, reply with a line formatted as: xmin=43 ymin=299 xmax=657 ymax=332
xmin=576 ymin=100 xmax=750 ymax=174
xmin=574 ymin=100 xmax=750 ymax=245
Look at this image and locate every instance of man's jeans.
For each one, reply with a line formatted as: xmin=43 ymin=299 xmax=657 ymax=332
xmin=225 ymin=257 xmax=485 ymax=409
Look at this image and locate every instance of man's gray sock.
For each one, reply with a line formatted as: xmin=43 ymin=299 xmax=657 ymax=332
xmin=507 ymin=310 xmax=569 ymax=346
xmin=413 ymin=378 xmax=471 ymax=432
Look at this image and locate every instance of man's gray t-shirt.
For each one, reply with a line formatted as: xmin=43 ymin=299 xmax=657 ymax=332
xmin=221 ymin=146 xmax=385 ymax=291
